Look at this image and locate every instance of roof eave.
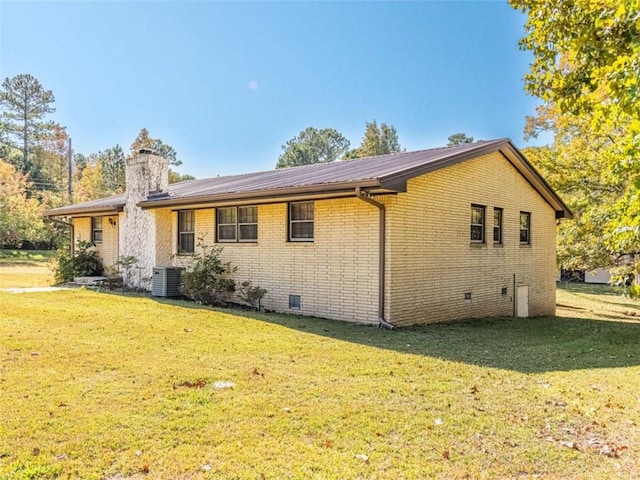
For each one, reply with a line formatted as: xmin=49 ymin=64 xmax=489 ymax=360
xmin=46 ymin=204 xmax=124 ymax=218
xmin=137 ymin=180 xmax=385 ymax=209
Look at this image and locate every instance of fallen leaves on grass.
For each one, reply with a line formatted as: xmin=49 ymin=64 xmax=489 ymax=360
xmin=545 ymin=421 xmax=628 ymax=458
xmin=173 ymin=379 xmax=206 ymax=389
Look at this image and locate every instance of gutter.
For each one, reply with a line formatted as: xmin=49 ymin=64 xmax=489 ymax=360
xmin=137 ymin=180 xmax=386 ymax=209
xmin=355 ymin=186 xmax=395 ymax=329
xmin=48 ymin=217 xmax=75 ymax=255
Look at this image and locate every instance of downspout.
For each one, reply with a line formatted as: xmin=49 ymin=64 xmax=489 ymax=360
xmin=512 ymin=273 xmax=517 ymax=317
xmin=355 ymin=186 xmax=395 ymax=329
xmin=48 ymin=217 xmax=75 ymax=255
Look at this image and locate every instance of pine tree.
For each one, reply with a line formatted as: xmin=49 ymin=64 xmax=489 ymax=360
xmin=0 ymin=74 xmax=56 ymax=176
xmin=346 ymin=120 xmax=402 ymax=159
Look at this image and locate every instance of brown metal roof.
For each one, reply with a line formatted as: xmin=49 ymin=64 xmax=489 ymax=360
xmin=46 ymin=194 xmax=125 ymax=217
xmin=46 ymin=138 xmax=572 ymax=218
xmin=157 ymin=139 xmax=501 ymax=197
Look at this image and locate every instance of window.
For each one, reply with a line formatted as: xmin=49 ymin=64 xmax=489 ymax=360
xmin=520 ymin=212 xmax=531 ymax=245
xmin=470 ymin=205 xmax=485 ymax=243
xmin=91 ymin=217 xmax=103 ymax=244
xmin=238 ymin=206 xmax=258 ymax=241
xmin=178 ymin=210 xmax=195 ymax=254
xmin=217 ymin=206 xmax=258 ymax=242
xmin=493 ymin=208 xmax=503 ymax=244
xmin=289 ymin=202 xmax=314 ymax=241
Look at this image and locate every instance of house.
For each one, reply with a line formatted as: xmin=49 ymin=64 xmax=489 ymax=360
xmin=47 ymin=139 xmax=572 ymax=327
xmin=584 ymin=268 xmax=612 ymax=284
xmin=561 ymin=266 xmax=639 ymax=285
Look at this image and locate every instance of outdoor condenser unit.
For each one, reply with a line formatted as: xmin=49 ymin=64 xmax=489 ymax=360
xmin=151 ymin=266 xmax=185 ymax=297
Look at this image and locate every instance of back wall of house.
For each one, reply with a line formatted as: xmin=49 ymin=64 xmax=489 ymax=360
xmin=164 ymin=198 xmax=381 ymax=324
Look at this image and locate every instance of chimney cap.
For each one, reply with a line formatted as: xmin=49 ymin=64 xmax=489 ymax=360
xmin=138 ymin=148 xmax=157 ymax=155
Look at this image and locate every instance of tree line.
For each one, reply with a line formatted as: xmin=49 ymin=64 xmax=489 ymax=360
xmin=276 ymin=121 xmax=402 ymax=169
xmin=276 ymin=125 xmax=474 ymax=169
xmin=0 ymin=74 xmax=192 ymax=248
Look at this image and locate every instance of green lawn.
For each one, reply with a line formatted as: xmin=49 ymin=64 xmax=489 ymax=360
xmin=0 ymin=249 xmax=55 ymax=288
xmin=0 ymin=249 xmax=55 ymax=265
xmin=0 ymin=284 xmax=639 ymax=479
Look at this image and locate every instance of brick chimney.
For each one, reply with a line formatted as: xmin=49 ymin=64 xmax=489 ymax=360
xmin=119 ymin=150 xmax=169 ymax=289
xmin=125 ymin=148 xmax=169 ymax=200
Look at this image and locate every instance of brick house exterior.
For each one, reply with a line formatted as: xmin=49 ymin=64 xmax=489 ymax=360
xmin=47 ymin=139 xmax=571 ymax=327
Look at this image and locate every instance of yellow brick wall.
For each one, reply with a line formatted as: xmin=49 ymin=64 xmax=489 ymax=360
xmin=383 ymin=151 xmax=557 ymax=326
xmin=170 ymin=199 xmax=380 ymax=324
xmin=154 ymin=209 xmax=173 ymax=266
xmin=73 ymin=217 xmax=91 ymax=245
xmin=72 ymin=215 xmax=120 ymax=269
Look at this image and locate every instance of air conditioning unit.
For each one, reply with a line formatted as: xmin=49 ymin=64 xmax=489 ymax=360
xmin=152 ymin=266 xmax=185 ymax=297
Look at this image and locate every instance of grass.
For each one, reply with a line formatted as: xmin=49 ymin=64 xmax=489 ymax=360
xmin=0 ymin=283 xmax=639 ymax=479
xmin=0 ymin=249 xmax=55 ymax=265
xmin=0 ymin=250 xmax=54 ymax=289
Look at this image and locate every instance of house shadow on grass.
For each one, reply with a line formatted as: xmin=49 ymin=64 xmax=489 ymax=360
xmin=259 ymin=314 xmax=640 ymax=374
xmin=149 ymin=296 xmax=640 ymax=374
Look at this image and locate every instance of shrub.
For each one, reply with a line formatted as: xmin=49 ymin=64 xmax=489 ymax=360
xmin=102 ymin=265 xmax=124 ymax=290
xmin=115 ymin=255 xmax=138 ymax=290
xmin=73 ymin=240 xmax=104 ymax=276
xmin=238 ymin=280 xmax=267 ymax=310
xmin=181 ymin=246 xmax=236 ymax=305
xmin=50 ymin=240 xmax=104 ymax=284
xmin=624 ymin=284 xmax=640 ymax=299
xmin=51 ymin=248 xmax=75 ymax=284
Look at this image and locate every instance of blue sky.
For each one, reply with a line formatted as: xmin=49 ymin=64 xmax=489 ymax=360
xmin=0 ymin=1 xmax=540 ymax=178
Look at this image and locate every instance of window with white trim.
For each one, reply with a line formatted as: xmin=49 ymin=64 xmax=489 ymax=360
xmin=217 ymin=206 xmax=258 ymax=242
xmin=470 ymin=205 xmax=485 ymax=243
xmin=289 ymin=202 xmax=314 ymax=241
